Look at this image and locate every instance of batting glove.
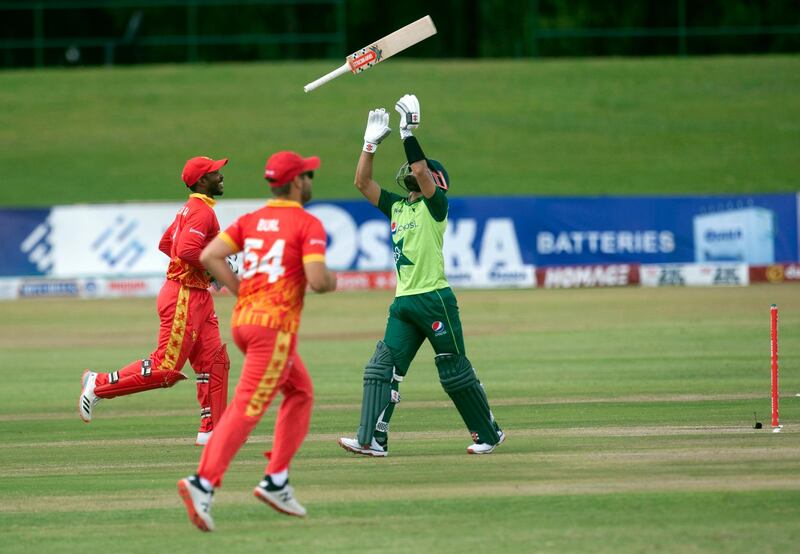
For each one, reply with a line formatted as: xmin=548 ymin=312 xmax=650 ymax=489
xmin=395 ymin=94 xmax=420 ymax=140
xmin=363 ymin=108 xmax=391 ymax=153
xmin=226 ymin=255 xmax=240 ymax=277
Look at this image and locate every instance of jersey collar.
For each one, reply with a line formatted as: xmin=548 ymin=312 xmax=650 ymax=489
xmin=189 ymin=193 xmax=216 ymax=208
xmin=405 ymin=191 xmax=425 ymax=205
xmin=266 ymin=199 xmax=302 ymax=209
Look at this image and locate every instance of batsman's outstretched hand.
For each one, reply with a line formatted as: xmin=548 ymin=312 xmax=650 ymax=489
xmin=395 ymin=94 xmax=420 ymax=140
xmin=363 ymin=108 xmax=391 ymax=153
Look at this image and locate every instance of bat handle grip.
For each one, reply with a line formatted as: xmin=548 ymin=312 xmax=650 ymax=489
xmin=304 ymin=63 xmax=351 ymax=93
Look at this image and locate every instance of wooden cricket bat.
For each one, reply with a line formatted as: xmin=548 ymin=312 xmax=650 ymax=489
xmin=303 ymin=15 xmax=437 ymax=93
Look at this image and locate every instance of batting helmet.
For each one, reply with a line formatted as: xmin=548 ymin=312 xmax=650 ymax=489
xmin=395 ymin=159 xmax=450 ymax=193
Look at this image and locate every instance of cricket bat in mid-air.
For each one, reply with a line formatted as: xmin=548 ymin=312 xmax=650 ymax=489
xmin=303 ymin=15 xmax=437 ymax=93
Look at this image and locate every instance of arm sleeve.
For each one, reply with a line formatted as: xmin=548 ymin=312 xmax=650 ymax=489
xmin=174 ymin=207 xmax=213 ymax=268
xmin=158 ymin=221 xmax=175 ymax=257
xmin=302 ymin=216 xmax=328 ymax=264
xmin=221 ymin=218 xmax=244 ymax=253
xmin=422 ymin=187 xmax=448 ymax=222
xmin=377 ymin=189 xmax=404 ymax=219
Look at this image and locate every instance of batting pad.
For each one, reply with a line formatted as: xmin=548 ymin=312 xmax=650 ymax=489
xmin=94 ymin=368 xmax=187 ymax=399
xmin=435 ymin=353 xmax=501 ymax=445
xmin=357 ymin=341 xmax=395 ymax=446
xmin=209 ymin=344 xmax=230 ymax=426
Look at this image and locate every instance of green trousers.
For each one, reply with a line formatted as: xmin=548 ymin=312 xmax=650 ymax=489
xmin=383 ymin=287 xmax=465 ymax=375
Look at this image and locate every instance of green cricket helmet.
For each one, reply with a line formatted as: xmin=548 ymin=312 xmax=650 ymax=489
xmin=395 ymin=159 xmax=450 ymax=193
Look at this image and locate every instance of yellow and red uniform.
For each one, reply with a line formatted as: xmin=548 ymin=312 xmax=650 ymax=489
xmin=198 ymin=199 xmax=327 ymax=486
xmin=94 ymin=193 xmax=228 ymax=433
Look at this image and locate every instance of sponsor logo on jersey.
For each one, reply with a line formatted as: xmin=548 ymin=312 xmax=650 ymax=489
xmin=431 ymin=320 xmax=446 ymax=336
xmin=391 ymin=221 xmax=417 ymax=235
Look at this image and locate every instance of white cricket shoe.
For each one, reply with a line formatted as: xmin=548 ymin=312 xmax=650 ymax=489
xmin=78 ymin=370 xmax=101 ymax=423
xmin=195 ymin=431 xmax=212 ymax=446
xmin=467 ymin=430 xmax=506 ymax=455
xmin=253 ymin=478 xmax=307 ymax=517
xmin=338 ymin=437 xmax=388 ymax=457
xmin=177 ymin=476 xmax=215 ymax=532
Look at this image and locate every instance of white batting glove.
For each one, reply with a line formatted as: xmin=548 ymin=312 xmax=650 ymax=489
xmin=225 ymin=255 xmax=240 ymax=277
xmin=363 ymin=108 xmax=391 ymax=153
xmin=395 ymin=94 xmax=420 ymax=140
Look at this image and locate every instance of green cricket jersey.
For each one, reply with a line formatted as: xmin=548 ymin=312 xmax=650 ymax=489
xmin=377 ymin=187 xmax=449 ymax=297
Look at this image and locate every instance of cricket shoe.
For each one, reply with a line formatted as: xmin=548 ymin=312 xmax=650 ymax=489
xmin=78 ymin=370 xmax=102 ymax=423
xmin=337 ymin=437 xmax=388 ymax=457
xmin=467 ymin=430 xmax=506 ymax=455
xmin=195 ymin=431 xmax=212 ymax=446
xmin=253 ymin=477 xmax=307 ymax=517
xmin=177 ymin=475 xmax=215 ymax=532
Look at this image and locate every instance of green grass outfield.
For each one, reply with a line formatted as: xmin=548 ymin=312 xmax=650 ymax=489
xmin=1 ymin=56 xmax=799 ymax=206
xmin=1 ymin=285 xmax=799 ymax=553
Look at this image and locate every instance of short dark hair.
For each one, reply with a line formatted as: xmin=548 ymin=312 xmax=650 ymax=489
xmin=270 ymin=181 xmax=292 ymax=197
xmin=189 ymin=183 xmax=199 ymax=192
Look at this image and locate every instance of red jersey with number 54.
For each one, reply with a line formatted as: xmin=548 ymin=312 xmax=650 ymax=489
xmin=218 ymin=199 xmax=327 ymax=333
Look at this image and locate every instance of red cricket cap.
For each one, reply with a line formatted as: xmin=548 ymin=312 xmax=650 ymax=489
xmin=264 ymin=151 xmax=320 ymax=187
xmin=181 ymin=156 xmax=228 ymax=187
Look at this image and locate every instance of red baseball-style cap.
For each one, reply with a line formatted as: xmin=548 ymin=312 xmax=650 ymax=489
xmin=181 ymin=156 xmax=228 ymax=187
xmin=264 ymin=151 xmax=320 ymax=187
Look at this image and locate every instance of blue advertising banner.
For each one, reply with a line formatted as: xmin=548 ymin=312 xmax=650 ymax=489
xmin=516 ymin=194 xmax=798 ymax=266
xmin=0 ymin=194 xmax=797 ymax=278
xmin=309 ymin=193 xmax=799 ymax=269
xmin=0 ymin=208 xmax=52 ymax=276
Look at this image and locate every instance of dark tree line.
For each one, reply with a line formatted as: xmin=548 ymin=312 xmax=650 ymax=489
xmin=1 ymin=0 xmax=798 ymax=67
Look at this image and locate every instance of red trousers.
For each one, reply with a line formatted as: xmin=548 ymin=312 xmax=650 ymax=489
xmin=95 ymin=279 xmax=224 ymax=431
xmin=197 ymin=325 xmax=314 ymax=487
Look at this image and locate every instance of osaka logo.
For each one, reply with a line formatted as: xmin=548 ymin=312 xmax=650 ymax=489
xmin=431 ymin=321 xmax=446 ymax=335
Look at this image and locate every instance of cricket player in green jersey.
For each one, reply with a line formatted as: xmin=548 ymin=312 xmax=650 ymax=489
xmin=338 ymin=94 xmax=505 ymax=456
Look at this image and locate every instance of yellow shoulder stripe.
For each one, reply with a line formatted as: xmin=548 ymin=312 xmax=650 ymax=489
xmin=219 ymin=232 xmax=240 ymax=252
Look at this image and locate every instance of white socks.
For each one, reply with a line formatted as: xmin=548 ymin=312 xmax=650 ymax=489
xmin=268 ymin=469 xmax=288 ymax=487
xmin=199 ymin=476 xmax=214 ymax=492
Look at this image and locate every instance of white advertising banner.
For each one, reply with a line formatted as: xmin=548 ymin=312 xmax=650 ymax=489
xmin=49 ymin=204 xmax=177 ymax=277
xmin=640 ymin=263 xmax=749 ymax=287
xmin=81 ymin=276 xmax=165 ymax=298
xmin=446 ymin=265 xmax=537 ymax=289
xmin=48 ymin=201 xmax=263 ymax=277
xmin=693 ymin=207 xmax=775 ymax=264
xmin=0 ymin=276 xmax=166 ymax=300
xmin=0 ymin=278 xmax=21 ymax=300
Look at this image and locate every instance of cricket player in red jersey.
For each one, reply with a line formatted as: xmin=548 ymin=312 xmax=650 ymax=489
xmin=78 ymin=156 xmax=231 ymax=446
xmin=178 ymin=151 xmax=337 ymax=532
